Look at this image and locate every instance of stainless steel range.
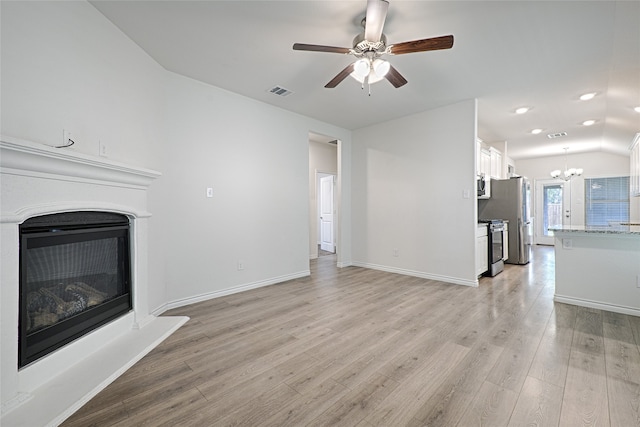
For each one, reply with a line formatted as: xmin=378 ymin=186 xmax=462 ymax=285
xmin=479 ymin=219 xmax=504 ymax=277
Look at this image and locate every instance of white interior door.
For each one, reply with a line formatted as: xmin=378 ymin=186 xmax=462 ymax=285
xmin=535 ymin=179 xmax=564 ymax=245
xmin=319 ymin=174 xmax=335 ymax=253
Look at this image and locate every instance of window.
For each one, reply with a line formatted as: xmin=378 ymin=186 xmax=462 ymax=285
xmin=543 ymin=184 xmax=563 ymax=236
xmin=584 ymin=176 xmax=630 ymax=226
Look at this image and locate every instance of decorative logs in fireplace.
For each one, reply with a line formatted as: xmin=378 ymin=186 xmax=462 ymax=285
xmin=19 ymin=211 xmax=132 ymax=368
xmin=26 ymin=281 xmax=108 ymax=332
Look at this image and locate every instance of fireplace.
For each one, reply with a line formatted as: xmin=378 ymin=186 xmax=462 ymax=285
xmin=19 ymin=211 xmax=132 ymax=368
xmin=1 ymin=137 xmax=190 ymax=425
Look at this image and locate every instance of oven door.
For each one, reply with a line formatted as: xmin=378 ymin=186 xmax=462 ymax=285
xmin=490 ymin=225 xmax=504 ymax=264
xmin=487 ymin=223 xmax=505 ymax=276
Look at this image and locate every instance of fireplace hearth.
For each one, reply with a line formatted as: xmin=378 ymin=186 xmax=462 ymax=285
xmin=19 ymin=211 xmax=132 ymax=368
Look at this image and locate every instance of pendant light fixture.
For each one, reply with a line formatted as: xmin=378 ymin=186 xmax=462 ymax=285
xmin=550 ymin=147 xmax=583 ymax=180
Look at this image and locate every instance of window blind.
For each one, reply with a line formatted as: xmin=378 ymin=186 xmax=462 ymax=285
xmin=584 ymin=176 xmax=630 ymax=226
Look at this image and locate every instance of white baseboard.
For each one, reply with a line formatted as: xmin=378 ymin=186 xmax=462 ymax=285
xmin=351 ymin=262 xmax=478 ymax=287
xmin=163 ymin=270 xmax=311 ymax=312
xmin=554 ymin=294 xmax=640 ymax=317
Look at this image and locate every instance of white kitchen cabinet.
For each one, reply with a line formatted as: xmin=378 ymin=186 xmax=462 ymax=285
xmin=489 ymin=147 xmax=503 ymax=179
xmin=480 ymin=149 xmax=491 ymax=177
xmin=631 ymin=133 xmax=640 ymax=197
xmin=476 ymin=224 xmax=488 ymax=276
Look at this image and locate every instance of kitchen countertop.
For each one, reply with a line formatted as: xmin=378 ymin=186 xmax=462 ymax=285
xmin=549 ymin=223 xmax=640 ymax=236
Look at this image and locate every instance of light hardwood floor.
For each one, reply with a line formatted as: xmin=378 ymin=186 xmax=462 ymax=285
xmin=63 ymin=246 xmax=640 ymax=426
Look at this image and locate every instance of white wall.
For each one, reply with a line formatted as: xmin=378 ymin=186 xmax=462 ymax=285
xmin=0 ymin=0 xmax=167 ymax=412
xmin=0 ymin=1 xmax=165 ymax=171
xmin=309 ymin=140 xmax=338 ymax=258
xmin=351 ymin=99 xmax=478 ymax=286
xmin=1 ymin=0 xmax=353 ymax=315
xmin=0 ymin=0 xmax=170 ymax=313
xmin=0 ymin=0 xmax=353 ymax=418
xmin=157 ymin=73 xmax=352 ymax=307
xmin=516 ymin=152 xmax=630 ymax=227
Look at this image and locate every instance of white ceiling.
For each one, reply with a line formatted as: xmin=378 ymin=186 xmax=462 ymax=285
xmin=91 ymin=0 xmax=640 ymax=160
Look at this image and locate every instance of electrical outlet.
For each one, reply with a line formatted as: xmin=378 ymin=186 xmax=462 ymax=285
xmin=237 ymin=260 xmax=244 ymax=271
xmin=562 ymin=238 xmax=572 ymax=250
xmin=392 ymin=248 xmax=399 ymax=257
xmin=206 ymin=187 xmax=214 ymax=198
xmin=98 ymin=140 xmax=108 ymax=157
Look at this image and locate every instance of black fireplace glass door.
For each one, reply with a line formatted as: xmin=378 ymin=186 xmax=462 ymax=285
xmin=19 ymin=212 xmax=132 ymax=368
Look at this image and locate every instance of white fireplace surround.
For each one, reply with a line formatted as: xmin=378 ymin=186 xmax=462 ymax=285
xmin=1 ymin=136 xmax=187 ymax=426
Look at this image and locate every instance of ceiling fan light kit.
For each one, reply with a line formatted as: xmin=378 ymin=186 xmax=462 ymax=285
xmin=292 ymin=0 xmax=454 ymax=94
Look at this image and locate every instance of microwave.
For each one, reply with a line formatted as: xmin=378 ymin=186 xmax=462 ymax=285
xmin=477 ymin=174 xmax=487 ymax=196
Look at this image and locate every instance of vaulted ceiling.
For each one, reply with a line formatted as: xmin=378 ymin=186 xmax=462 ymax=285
xmin=91 ymin=1 xmax=640 ymax=160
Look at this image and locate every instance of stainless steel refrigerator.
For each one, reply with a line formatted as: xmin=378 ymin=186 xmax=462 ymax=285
xmin=478 ymin=177 xmax=532 ymax=265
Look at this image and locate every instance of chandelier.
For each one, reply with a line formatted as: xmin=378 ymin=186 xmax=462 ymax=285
xmin=550 ymin=147 xmax=583 ymax=180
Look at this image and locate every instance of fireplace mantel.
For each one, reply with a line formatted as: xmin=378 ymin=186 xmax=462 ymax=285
xmin=1 ymin=135 xmax=161 ymax=191
xmin=1 ymin=135 xmax=186 ymax=426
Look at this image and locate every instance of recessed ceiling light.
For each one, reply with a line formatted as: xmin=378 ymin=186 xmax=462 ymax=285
xmin=531 ymin=129 xmax=543 ymax=134
xmin=634 ymin=106 xmax=640 ymax=113
xmin=515 ymin=107 xmax=530 ymax=114
xmin=579 ymin=92 xmax=596 ymax=101
xmin=582 ymin=119 xmax=596 ymax=126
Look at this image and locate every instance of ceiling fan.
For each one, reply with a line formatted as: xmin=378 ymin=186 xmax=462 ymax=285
xmin=293 ymin=0 xmax=454 ymax=91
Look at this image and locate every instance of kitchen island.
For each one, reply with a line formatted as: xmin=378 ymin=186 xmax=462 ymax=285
xmin=550 ymin=224 xmax=640 ymax=317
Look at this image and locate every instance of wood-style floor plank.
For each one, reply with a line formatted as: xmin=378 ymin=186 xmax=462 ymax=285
xmin=60 ymin=247 xmax=640 ymax=427
xmin=603 ymin=317 xmax=640 ymax=426
xmin=572 ymin=306 xmax=605 ymax=355
xmin=559 ymin=349 xmax=610 ymax=426
xmin=363 ymin=341 xmax=470 ymax=426
xmin=407 ymin=341 xmax=505 ymax=426
xmin=507 ymin=375 xmax=563 ymax=426
xmin=307 ymin=373 xmax=399 ymax=427
xmin=528 ymin=303 xmax=577 ymax=388
xmin=456 ymin=380 xmax=518 ymax=427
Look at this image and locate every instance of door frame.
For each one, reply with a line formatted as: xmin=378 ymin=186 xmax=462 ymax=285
xmin=308 ymin=133 xmax=343 ymax=264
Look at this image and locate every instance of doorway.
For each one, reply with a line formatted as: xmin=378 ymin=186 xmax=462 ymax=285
xmin=535 ymin=179 xmax=563 ymax=245
xmin=318 ymin=173 xmax=336 ymax=255
xmin=308 ymin=133 xmax=339 ymax=260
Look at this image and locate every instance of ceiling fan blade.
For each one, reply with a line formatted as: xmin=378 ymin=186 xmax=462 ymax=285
xmin=293 ymin=43 xmax=351 ymax=54
xmin=388 ymin=35 xmax=454 ymax=55
xmin=364 ymin=0 xmax=389 ymax=43
xmin=325 ymin=63 xmax=356 ymax=88
xmin=385 ymin=65 xmax=408 ymax=88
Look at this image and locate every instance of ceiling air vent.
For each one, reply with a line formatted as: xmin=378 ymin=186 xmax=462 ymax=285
xmin=547 ymin=132 xmax=568 ymax=139
xmin=268 ymin=85 xmax=294 ymax=97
